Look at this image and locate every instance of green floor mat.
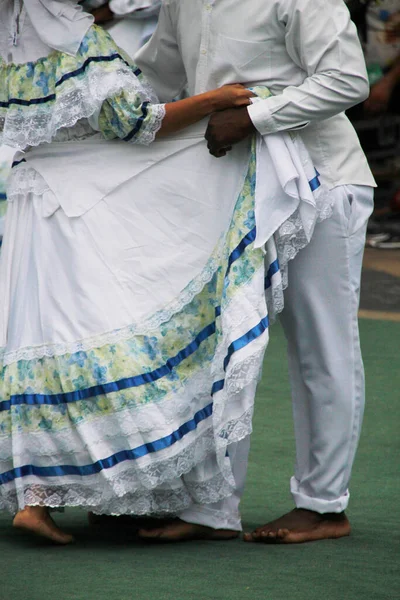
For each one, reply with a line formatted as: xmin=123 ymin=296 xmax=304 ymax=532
xmin=1 ymin=320 xmax=399 ymax=600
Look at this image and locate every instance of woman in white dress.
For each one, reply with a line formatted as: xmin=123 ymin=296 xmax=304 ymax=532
xmin=0 ymin=0 xmax=258 ymax=544
xmin=0 ymin=0 xmax=332 ymax=546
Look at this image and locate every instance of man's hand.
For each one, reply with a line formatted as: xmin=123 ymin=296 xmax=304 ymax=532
xmin=205 ymin=107 xmax=256 ymax=157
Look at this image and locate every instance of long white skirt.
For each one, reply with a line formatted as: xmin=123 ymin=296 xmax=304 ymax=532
xmin=0 ymin=129 xmax=273 ymax=515
xmin=0 ymin=124 xmax=331 ymax=515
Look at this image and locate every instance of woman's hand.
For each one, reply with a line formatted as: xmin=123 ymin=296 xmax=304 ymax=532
xmin=210 ymin=84 xmax=255 ymax=111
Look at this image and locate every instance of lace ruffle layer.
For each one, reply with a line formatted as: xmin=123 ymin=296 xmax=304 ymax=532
xmin=267 ymin=191 xmax=334 ymax=321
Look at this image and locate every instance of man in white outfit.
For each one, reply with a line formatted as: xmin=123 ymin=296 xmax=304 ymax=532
xmin=135 ymin=0 xmax=376 ymax=543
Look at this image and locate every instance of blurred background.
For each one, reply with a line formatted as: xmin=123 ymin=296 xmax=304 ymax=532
xmin=345 ymin=0 xmax=400 ymax=319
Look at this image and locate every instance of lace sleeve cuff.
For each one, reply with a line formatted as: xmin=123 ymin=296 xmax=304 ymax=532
xmin=98 ymin=92 xmax=166 ymax=145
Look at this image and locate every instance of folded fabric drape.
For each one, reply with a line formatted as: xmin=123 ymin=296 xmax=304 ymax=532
xmin=21 ymin=0 xmax=93 ymax=55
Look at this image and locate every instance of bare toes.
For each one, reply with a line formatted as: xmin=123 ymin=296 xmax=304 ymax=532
xmin=253 ymin=529 xmax=265 ymax=539
xmin=277 ymin=528 xmax=289 ymax=539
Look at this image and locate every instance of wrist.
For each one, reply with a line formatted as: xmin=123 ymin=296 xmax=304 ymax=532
xmin=204 ymin=90 xmax=221 ymax=113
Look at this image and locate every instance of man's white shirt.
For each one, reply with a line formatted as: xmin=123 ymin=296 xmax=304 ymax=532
xmin=136 ymin=0 xmax=376 ymax=190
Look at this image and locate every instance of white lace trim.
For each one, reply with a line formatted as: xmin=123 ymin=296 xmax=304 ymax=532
xmin=0 ymin=428 xmax=235 ymax=515
xmin=0 ymin=62 xmax=159 ymax=151
xmin=0 ymin=409 xmax=254 ymax=515
xmin=266 ymin=185 xmax=335 ymax=321
xmin=131 ymin=103 xmax=166 ymax=146
xmin=6 ymin=166 xmax=50 ymax=201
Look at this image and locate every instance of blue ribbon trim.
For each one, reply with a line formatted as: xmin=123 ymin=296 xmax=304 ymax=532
xmin=0 ymin=321 xmax=216 ymax=411
xmin=226 ymin=227 xmax=256 ymax=277
xmin=0 ymin=54 xmax=130 ymax=109
xmin=11 ymin=158 xmax=26 ymax=169
xmin=0 ymin=193 xmax=6 ymax=201
xmin=264 ymin=259 xmax=280 ymax=290
xmin=55 ymin=54 xmax=129 ymax=88
xmin=123 ymin=101 xmax=149 ymax=142
xmin=309 ymin=169 xmax=321 ymax=192
xmin=223 ymin=316 xmax=269 ymax=371
xmin=0 ymin=403 xmax=213 ymax=486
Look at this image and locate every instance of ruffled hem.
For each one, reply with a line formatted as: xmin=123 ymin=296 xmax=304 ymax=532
xmin=0 ymin=271 xmax=263 ymax=514
xmin=0 ymin=25 xmax=158 ymax=150
xmin=0 ymin=466 xmax=234 ymax=517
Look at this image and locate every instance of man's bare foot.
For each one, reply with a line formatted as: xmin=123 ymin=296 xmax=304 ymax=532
xmin=13 ymin=507 xmax=74 ymax=545
xmin=243 ymin=509 xmax=351 ymax=544
xmin=138 ymin=518 xmax=239 ymax=542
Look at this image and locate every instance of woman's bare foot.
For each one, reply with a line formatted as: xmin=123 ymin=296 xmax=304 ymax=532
xmin=243 ymin=509 xmax=351 ymax=544
xmin=138 ymin=518 xmax=239 ymax=542
xmin=13 ymin=506 xmax=74 ymax=545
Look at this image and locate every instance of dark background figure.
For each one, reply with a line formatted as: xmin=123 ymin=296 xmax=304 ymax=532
xmin=347 ymin=0 xmax=400 ymax=248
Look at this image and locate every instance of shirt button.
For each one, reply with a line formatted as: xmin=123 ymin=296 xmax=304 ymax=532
xmin=201 ymin=49 xmax=207 ymax=55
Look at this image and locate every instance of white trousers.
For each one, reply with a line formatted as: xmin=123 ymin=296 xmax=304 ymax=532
xmin=180 ymin=184 xmax=374 ymax=528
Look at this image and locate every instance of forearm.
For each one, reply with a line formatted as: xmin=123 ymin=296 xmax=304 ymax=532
xmin=99 ymin=85 xmax=251 ymax=144
xmin=157 ymin=93 xmax=219 ymax=137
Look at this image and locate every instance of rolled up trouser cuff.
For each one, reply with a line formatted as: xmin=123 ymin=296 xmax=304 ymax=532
xmin=179 ymin=504 xmax=242 ymax=531
xmin=290 ymin=477 xmax=350 ymax=514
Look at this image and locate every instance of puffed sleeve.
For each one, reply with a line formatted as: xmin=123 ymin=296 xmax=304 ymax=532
xmin=98 ymin=88 xmax=166 ymax=145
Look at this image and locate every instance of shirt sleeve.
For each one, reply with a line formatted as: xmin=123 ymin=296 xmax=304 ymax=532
xmin=134 ymin=2 xmax=187 ymax=102
xmin=98 ymin=89 xmax=166 ymax=145
xmin=248 ymin=0 xmax=370 ymax=135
